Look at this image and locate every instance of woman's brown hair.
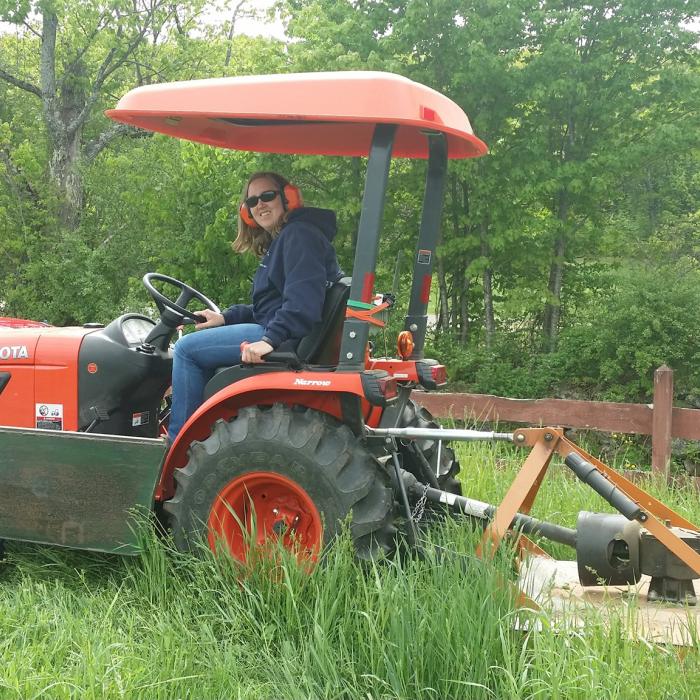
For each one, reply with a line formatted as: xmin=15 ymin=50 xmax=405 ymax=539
xmin=232 ymin=171 xmax=294 ymax=257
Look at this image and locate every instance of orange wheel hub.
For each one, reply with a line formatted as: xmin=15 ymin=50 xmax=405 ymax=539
xmin=207 ymin=471 xmax=323 ymax=563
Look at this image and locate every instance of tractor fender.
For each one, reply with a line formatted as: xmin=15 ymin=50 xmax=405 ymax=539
xmin=156 ymin=370 xmax=369 ymax=500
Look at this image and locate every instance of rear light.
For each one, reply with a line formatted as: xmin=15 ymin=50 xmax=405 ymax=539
xmin=416 ymin=361 xmax=447 ymax=390
xmin=377 ymin=376 xmax=398 ymax=401
xmin=361 ymin=370 xmax=398 ymax=406
xmin=430 ymin=365 xmax=447 ymax=386
xmin=396 ymin=330 xmax=414 ymax=360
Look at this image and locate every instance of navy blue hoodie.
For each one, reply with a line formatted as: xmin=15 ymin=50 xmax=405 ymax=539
xmin=222 ymin=207 xmax=342 ymax=348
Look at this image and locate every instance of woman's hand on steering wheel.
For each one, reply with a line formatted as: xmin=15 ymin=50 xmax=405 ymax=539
xmin=193 ymin=309 xmax=225 ymax=330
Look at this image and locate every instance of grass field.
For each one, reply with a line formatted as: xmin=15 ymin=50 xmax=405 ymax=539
xmin=1 ymin=441 xmax=699 ymax=699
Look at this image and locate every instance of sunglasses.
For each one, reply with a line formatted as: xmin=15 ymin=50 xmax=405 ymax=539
xmin=244 ymin=189 xmax=280 ymax=209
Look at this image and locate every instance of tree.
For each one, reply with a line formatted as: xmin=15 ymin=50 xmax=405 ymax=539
xmin=0 ymin=0 xmax=205 ymax=227
xmin=0 ymin=0 xmax=290 ymax=323
xmin=516 ymin=0 xmax=699 ymax=351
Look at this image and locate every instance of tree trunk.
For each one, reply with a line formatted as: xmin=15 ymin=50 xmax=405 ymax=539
xmin=449 ymin=284 xmax=458 ymax=331
xmin=40 ymin=10 xmax=88 ymax=227
xmin=224 ymin=1 xmax=248 ymax=68
xmin=350 ymin=157 xmax=362 ymax=250
xmin=481 ymin=223 xmax=495 ymax=350
xmin=445 ymin=173 xmax=474 ymax=340
xmin=543 ymin=192 xmax=568 ymax=352
xmin=436 ymin=255 xmax=450 ymax=333
xmin=48 ymin=126 xmax=84 ymax=228
xmin=459 ymin=278 xmax=469 ymax=344
xmin=543 ymin=110 xmax=576 ymax=352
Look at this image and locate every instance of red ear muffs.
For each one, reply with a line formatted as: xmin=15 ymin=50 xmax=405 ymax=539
xmin=281 ymin=183 xmax=303 ymax=211
xmin=240 ymin=183 xmax=304 ymax=228
xmin=239 ymin=202 xmax=257 ymax=227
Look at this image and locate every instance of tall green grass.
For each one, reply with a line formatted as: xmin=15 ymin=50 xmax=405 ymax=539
xmin=0 ymin=441 xmax=698 ymax=699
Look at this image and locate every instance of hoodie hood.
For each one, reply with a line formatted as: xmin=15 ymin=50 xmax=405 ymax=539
xmin=286 ymin=207 xmax=337 ymax=242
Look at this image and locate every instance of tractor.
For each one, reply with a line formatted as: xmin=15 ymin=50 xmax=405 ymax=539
xmin=1 ymin=73 xmax=700 ymax=633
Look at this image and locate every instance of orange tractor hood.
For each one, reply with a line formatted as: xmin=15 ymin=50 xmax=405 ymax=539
xmin=0 ymin=325 xmax=94 ymax=431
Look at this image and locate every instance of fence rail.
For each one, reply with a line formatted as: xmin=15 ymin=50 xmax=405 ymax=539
xmin=411 ymin=365 xmax=700 ymax=479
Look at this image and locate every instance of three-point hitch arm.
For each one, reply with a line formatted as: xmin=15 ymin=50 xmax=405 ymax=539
xmin=367 ymin=425 xmax=700 ymax=605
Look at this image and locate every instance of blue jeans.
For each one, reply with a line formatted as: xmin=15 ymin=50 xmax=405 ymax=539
xmin=168 ymin=323 xmax=265 ymax=440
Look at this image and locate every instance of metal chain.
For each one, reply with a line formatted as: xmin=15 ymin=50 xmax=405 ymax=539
xmin=411 ymin=483 xmax=430 ymax=523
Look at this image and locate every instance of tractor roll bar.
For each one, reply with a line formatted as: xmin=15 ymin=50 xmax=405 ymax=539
xmin=404 ymin=133 xmax=448 ymax=360
xmin=338 ymin=127 xmax=450 ymax=369
xmin=338 ymin=124 xmax=397 ymax=370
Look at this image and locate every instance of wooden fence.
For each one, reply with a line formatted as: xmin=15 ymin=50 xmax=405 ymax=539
xmin=411 ymin=365 xmax=700 ymax=480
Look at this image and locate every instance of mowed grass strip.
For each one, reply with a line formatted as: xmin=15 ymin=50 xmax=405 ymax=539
xmin=0 ymin=441 xmax=697 ymax=699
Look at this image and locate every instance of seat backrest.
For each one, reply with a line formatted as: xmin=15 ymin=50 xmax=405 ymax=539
xmin=295 ymin=276 xmax=351 ymax=364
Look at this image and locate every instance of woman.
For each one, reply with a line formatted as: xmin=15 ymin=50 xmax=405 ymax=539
xmin=167 ymin=171 xmax=343 ymax=442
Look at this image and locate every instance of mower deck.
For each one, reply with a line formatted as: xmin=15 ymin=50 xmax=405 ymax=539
xmin=520 ymin=555 xmax=700 ymax=646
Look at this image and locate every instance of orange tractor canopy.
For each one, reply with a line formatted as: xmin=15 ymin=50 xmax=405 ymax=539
xmin=106 ymin=70 xmax=487 ymax=159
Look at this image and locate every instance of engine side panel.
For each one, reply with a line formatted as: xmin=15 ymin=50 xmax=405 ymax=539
xmin=77 ymin=321 xmax=172 ymax=437
xmin=0 ymin=330 xmax=43 ymax=428
xmin=0 ymin=318 xmax=172 ymax=437
xmin=35 ymin=328 xmax=92 ymax=431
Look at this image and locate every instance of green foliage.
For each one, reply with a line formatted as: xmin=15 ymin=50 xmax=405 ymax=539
xmin=557 ymin=260 xmax=700 ymax=402
xmin=434 ymin=259 xmax=700 ymax=405
xmin=430 ymin=333 xmax=563 ymax=399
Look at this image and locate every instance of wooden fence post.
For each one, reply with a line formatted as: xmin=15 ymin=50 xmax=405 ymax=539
xmin=652 ymin=365 xmax=673 ymax=480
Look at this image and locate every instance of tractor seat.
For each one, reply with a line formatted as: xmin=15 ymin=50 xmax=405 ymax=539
xmin=202 ymin=277 xmax=351 ymax=400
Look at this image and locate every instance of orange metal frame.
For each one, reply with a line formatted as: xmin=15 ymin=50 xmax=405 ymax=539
xmin=479 ymin=427 xmax=700 ymax=580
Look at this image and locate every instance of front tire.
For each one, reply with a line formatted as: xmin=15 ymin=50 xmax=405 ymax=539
xmin=164 ymin=404 xmax=396 ymax=562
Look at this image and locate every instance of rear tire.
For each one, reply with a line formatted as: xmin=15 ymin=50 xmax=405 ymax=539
xmin=400 ymin=400 xmax=462 ymax=496
xmin=164 ymin=404 xmax=396 ymax=562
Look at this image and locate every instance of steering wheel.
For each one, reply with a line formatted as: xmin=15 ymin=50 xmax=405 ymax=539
xmin=142 ymin=273 xmax=220 ymax=326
